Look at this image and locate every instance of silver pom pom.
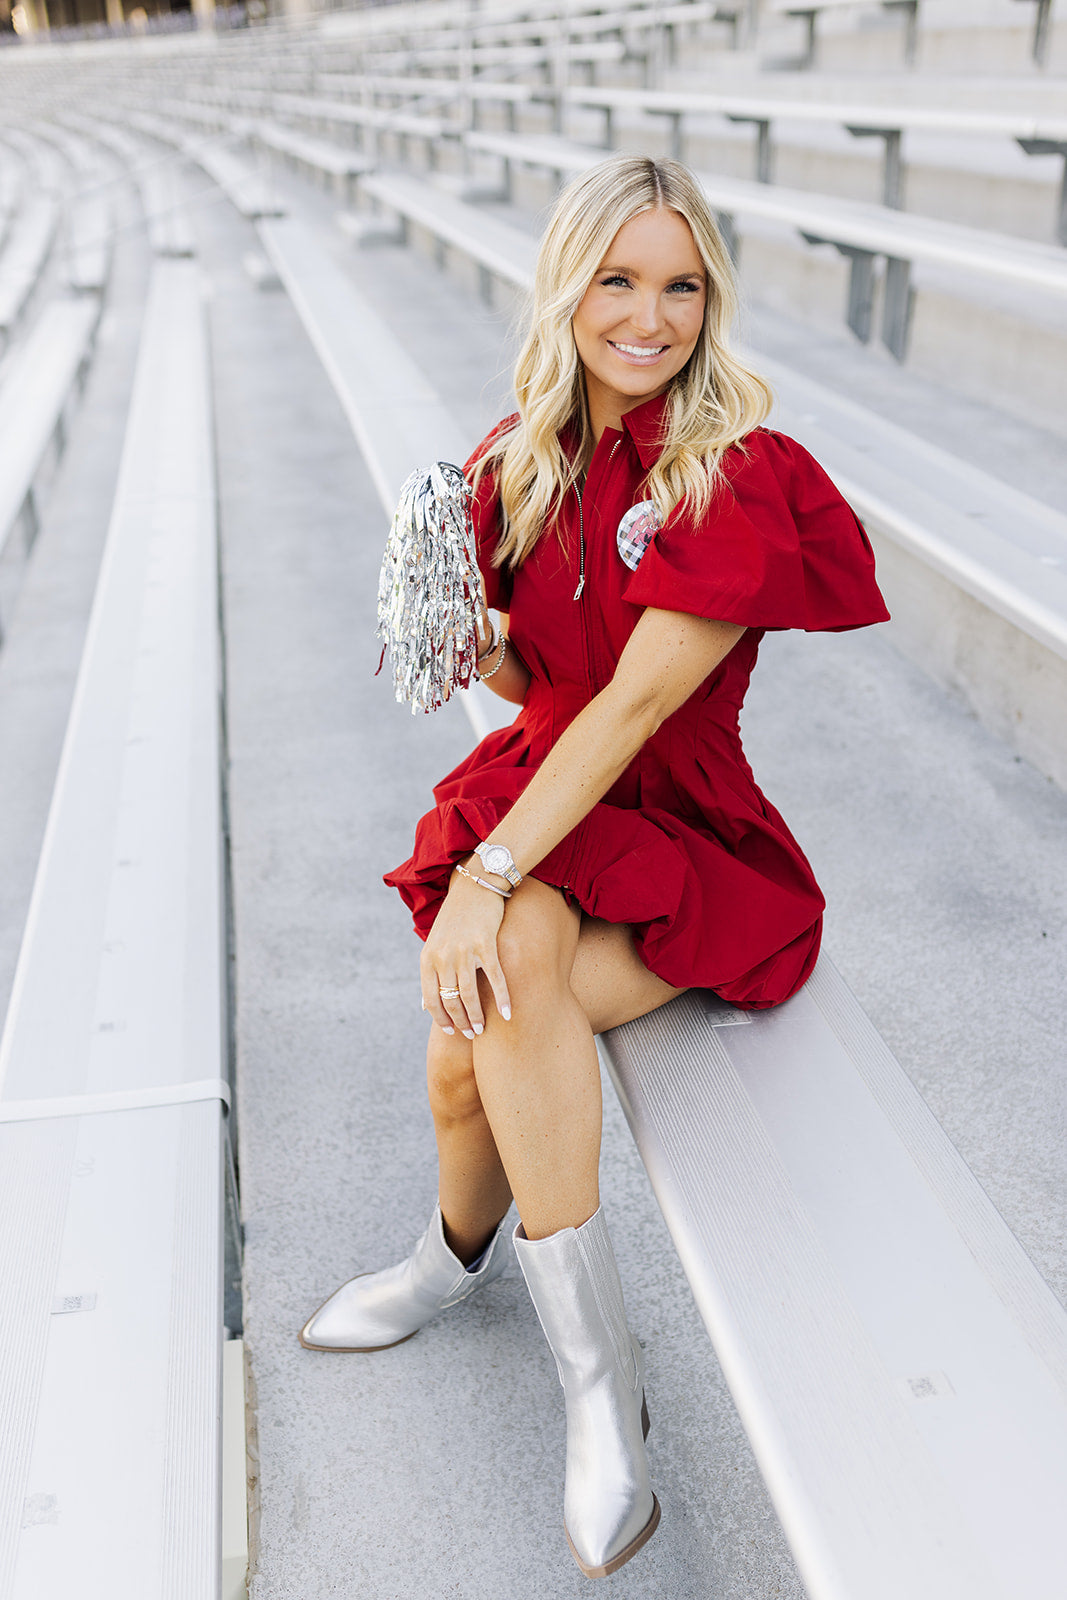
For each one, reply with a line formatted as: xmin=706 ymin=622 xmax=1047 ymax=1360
xmin=376 ymin=461 xmax=482 ymax=715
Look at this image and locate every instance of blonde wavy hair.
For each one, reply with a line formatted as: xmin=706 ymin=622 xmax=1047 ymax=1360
xmin=473 ymin=155 xmax=774 ymax=571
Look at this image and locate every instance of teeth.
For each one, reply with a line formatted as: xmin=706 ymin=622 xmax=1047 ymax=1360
xmin=612 ymin=342 xmax=666 ymax=357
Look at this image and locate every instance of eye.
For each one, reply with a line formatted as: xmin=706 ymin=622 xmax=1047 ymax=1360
xmin=667 ymin=279 xmax=702 ymax=295
xmin=599 ymin=274 xmax=632 ymax=288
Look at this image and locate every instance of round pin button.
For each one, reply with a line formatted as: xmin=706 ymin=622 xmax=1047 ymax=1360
xmin=616 ymin=500 xmax=661 ymax=571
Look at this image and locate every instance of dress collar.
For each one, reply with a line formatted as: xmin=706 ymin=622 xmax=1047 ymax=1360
xmin=560 ymin=389 xmax=671 ymax=469
xmin=619 ymin=390 xmax=671 ymax=469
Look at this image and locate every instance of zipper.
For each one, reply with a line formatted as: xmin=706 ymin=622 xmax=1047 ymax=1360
xmin=573 ymin=494 xmax=586 ymax=602
xmin=575 ymin=435 xmax=624 ymax=706
xmin=573 ymin=437 xmax=620 ymax=604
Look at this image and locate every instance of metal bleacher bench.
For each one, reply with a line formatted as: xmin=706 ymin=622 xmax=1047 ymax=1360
xmin=69 ymin=118 xmax=196 ymax=259
xmin=120 ymin=108 xmax=287 ymax=222
xmin=461 ymin=127 xmax=1067 ymax=359
xmin=0 ymin=297 xmax=102 ymax=640
xmin=767 ymin=0 xmax=919 ymax=68
xmin=256 ymin=199 xmax=1067 ymax=1597
xmin=0 ymin=193 xmax=60 ymax=354
xmin=242 ymin=118 xmax=373 ymax=201
xmin=559 ymin=84 xmax=1067 ymax=236
xmin=0 ymin=256 xmax=239 ymax=1598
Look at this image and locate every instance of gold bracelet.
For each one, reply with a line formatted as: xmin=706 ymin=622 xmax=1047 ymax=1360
xmin=478 ymin=634 xmax=508 ymax=681
xmin=454 ymin=861 xmax=511 ymax=899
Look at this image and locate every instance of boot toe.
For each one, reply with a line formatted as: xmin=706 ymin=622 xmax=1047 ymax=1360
xmin=298 ymin=1273 xmax=419 ymax=1352
xmin=566 ymin=1491 xmax=660 ymax=1579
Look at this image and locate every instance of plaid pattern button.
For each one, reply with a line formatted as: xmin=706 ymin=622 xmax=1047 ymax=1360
xmin=616 ymin=500 xmax=662 ymax=571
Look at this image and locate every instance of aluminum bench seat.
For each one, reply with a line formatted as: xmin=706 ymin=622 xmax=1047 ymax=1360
xmin=463 ymin=127 xmax=1067 ymax=358
xmin=560 ymin=83 xmax=1067 ymax=232
xmin=70 ymin=119 xmax=197 ymax=258
xmin=121 ymin=110 xmax=286 ymax=221
xmin=0 ymin=257 xmax=230 ymax=1599
xmin=0 ymin=296 xmax=101 ymax=612
xmin=245 ymin=119 xmax=374 ymax=194
xmin=354 ymin=171 xmax=536 ymax=294
xmin=271 ymin=91 xmax=451 ymax=147
xmin=0 ymin=196 xmax=60 ymax=352
xmin=600 ymin=970 xmax=1067 ymax=1600
xmin=63 ymin=191 xmax=114 ymax=295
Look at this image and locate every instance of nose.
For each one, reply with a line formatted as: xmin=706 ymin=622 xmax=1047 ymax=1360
xmin=629 ymin=290 xmax=662 ymax=339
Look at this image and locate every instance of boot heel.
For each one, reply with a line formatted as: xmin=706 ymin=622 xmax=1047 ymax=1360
xmin=640 ymin=1392 xmax=650 ymax=1440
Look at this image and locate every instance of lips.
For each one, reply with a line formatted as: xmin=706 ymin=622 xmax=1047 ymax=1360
xmin=609 ymin=340 xmax=669 ymax=363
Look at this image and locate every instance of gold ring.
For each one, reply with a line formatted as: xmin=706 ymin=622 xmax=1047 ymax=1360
xmin=438 ymin=987 xmax=462 ymax=1000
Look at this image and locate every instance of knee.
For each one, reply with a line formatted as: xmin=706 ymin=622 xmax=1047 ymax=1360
xmin=426 ymin=1028 xmax=483 ymax=1127
xmin=495 ymin=902 xmax=572 ymax=1004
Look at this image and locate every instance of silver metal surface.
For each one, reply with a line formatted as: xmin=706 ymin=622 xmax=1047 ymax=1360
xmin=300 ymin=1204 xmax=510 ymax=1352
xmin=0 ymin=259 xmax=227 ymax=1599
xmin=514 ymin=1210 xmax=659 ymax=1577
xmin=600 ymin=957 xmax=1067 ymax=1600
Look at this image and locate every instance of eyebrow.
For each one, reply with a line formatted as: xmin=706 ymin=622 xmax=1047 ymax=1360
xmin=598 ymin=264 xmax=707 ymax=281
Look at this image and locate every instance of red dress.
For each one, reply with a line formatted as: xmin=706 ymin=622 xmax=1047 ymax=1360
xmin=384 ymin=391 xmax=890 ymax=1009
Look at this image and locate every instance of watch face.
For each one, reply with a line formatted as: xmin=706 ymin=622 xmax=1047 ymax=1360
xmin=481 ymin=845 xmax=511 ymax=874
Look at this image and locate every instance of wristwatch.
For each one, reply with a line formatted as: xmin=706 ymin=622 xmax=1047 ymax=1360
xmin=475 ymin=841 xmax=523 ymax=889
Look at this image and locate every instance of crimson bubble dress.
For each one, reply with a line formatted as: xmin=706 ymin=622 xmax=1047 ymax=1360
xmin=384 ymin=391 xmax=890 ymax=1010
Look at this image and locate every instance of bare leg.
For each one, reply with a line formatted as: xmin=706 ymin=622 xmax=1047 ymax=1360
xmin=427 ymin=891 xmax=684 ymax=1253
xmin=427 ymin=1027 xmax=513 ymax=1264
xmin=468 ymin=883 xmax=598 ymax=1240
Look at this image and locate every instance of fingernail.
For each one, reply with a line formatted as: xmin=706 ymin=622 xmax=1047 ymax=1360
xmin=463 ymin=1029 xmax=475 ymax=1041
xmin=420 ymin=1000 xmax=426 ymax=1011
xmin=502 ymin=1006 xmax=511 ymax=1021
xmin=443 ymin=1026 xmax=455 ymax=1036
xmin=473 ymin=1022 xmax=483 ymax=1036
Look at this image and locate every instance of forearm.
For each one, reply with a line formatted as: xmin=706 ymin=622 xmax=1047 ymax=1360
xmin=475 ymin=611 xmax=744 ymax=883
xmin=476 ymin=610 xmax=530 ymax=705
xmin=482 ymin=685 xmax=655 ymax=878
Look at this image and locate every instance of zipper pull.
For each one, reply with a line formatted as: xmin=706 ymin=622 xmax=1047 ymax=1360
xmin=572 ymin=575 xmax=585 ymax=601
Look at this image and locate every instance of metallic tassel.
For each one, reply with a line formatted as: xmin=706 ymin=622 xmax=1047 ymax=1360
xmin=376 ymin=461 xmax=482 ymax=715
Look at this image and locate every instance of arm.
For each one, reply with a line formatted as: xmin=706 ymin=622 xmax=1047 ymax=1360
xmin=475 ymin=609 xmax=530 ymax=706
xmin=423 ymin=608 xmax=745 ymax=1033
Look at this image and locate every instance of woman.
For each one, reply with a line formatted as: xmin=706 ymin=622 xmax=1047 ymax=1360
xmin=300 ymin=156 xmax=889 ymax=1578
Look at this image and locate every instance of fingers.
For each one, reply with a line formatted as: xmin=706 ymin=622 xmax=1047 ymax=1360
xmin=482 ymin=951 xmax=512 ymax=1024
xmin=420 ymin=953 xmax=511 ymax=1039
xmin=421 ymin=951 xmax=459 ymax=1036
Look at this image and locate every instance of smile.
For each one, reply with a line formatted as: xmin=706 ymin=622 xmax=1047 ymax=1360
xmin=609 ymin=341 xmax=669 ymax=362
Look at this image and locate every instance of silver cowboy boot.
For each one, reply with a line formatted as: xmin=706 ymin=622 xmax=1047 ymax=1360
xmin=513 ymin=1208 xmax=660 ymax=1579
xmin=299 ymin=1204 xmax=510 ymax=1352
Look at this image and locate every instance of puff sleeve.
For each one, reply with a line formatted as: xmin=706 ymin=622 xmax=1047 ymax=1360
xmin=623 ymin=429 xmax=890 ymax=633
xmin=463 ymin=414 xmax=519 ymax=614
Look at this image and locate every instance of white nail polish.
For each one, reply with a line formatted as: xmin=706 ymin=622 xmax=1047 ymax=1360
xmin=473 ymin=1023 xmax=483 ymax=1036
xmin=444 ymin=1027 xmax=455 ymax=1036
xmin=463 ymin=1029 xmax=475 ymax=1041
xmin=502 ymin=1006 xmax=512 ymax=1021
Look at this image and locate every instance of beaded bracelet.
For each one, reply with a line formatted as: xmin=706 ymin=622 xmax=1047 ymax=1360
xmin=478 ymin=634 xmax=508 ymax=680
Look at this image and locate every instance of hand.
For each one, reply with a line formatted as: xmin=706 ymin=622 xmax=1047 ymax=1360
xmin=421 ymin=863 xmax=513 ymax=1038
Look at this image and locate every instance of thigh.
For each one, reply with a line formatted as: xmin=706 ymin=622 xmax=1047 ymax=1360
xmin=569 ymin=915 xmax=685 ymax=1035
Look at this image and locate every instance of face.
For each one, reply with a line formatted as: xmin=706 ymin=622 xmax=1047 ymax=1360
xmin=571 ymin=206 xmax=707 ymax=433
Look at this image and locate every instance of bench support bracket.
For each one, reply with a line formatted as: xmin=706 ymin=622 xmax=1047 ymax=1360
xmin=1017 ymin=138 xmax=1067 ymax=246
xmin=802 ymin=232 xmax=876 ymax=345
xmin=727 ymin=114 xmax=773 ymax=184
xmin=785 ymin=7 xmax=818 ymax=68
xmin=881 ymin=0 xmax=919 ymax=66
xmin=881 ymin=254 xmax=914 ymax=361
xmin=846 ymin=124 xmax=905 ymax=209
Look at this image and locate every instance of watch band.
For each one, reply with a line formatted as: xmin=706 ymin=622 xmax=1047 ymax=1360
xmin=475 ymin=841 xmax=523 ymax=889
